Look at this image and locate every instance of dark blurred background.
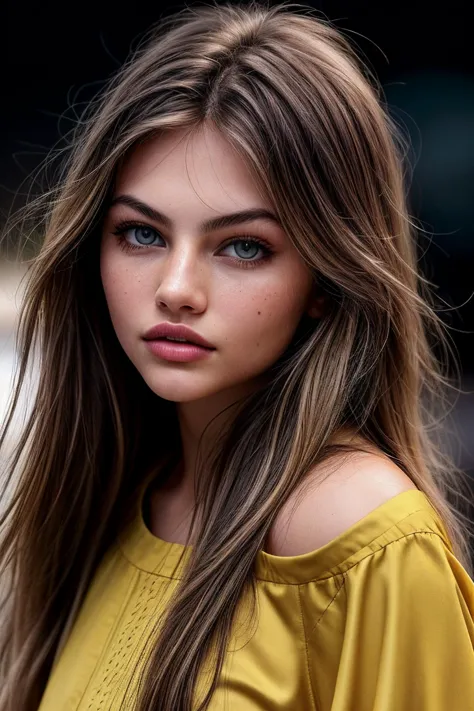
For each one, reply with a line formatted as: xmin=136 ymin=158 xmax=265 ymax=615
xmin=1 ymin=1 xmax=473 ymax=476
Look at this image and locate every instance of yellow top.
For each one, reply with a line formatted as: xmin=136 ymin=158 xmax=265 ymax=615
xmin=38 ymin=487 xmax=474 ymax=710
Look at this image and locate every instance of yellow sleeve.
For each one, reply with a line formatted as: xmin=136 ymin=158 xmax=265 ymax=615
xmin=309 ymin=532 xmax=474 ymax=710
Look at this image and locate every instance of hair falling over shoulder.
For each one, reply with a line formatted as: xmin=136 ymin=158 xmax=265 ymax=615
xmin=0 ymin=2 xmax=472 ymax=709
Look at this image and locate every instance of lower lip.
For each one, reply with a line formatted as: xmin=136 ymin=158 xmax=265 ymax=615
xmin=144 ymin=339 xmax=215 ymax=362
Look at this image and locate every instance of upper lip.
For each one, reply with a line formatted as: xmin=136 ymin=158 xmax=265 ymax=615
xmin=142 ymin=323 xmax=215 ymax=349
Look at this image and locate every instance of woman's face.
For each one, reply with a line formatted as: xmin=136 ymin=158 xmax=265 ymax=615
xmin=100 ymin=125 xmax=323 ymax=405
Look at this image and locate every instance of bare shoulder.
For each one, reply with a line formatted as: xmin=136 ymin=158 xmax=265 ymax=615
xmin=264 ymin=442 xmax=418 ymax=557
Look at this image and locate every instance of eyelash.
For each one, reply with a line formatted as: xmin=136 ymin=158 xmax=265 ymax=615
xmin=110 ymin=220 xmax=274 ymax=269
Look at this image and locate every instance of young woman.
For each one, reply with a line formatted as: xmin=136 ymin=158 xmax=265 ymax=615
xmin=1 ymin=2 xmax=473 ymax=709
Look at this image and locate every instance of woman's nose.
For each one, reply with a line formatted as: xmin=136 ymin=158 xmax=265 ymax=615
xmin=153 ymin=246 xmax=207 ymax=313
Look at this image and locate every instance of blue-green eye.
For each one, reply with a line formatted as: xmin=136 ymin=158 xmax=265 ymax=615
xmin=123 ymin=225 xmax=159 ymax=246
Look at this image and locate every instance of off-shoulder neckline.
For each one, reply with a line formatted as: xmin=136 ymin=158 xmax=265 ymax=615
xmin=118 ymin=482 xmax=444 ymax=584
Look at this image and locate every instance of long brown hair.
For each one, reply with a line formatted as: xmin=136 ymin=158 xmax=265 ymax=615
xmin=1 ymin=2 xmax=473 ymax=709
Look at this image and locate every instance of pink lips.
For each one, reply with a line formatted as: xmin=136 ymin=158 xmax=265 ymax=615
xmin=144 ymin=339 xmax=214 ymax=362
xmin=142 ymin=322 xmax=215 ymax=350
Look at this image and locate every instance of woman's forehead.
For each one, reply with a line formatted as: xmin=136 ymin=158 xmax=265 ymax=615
xmin=112 ymin=127 xmax=274 ymax=224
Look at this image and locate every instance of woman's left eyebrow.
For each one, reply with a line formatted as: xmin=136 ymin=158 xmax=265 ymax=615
xmin=108 ymin=194 xmax=282 ymax=232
